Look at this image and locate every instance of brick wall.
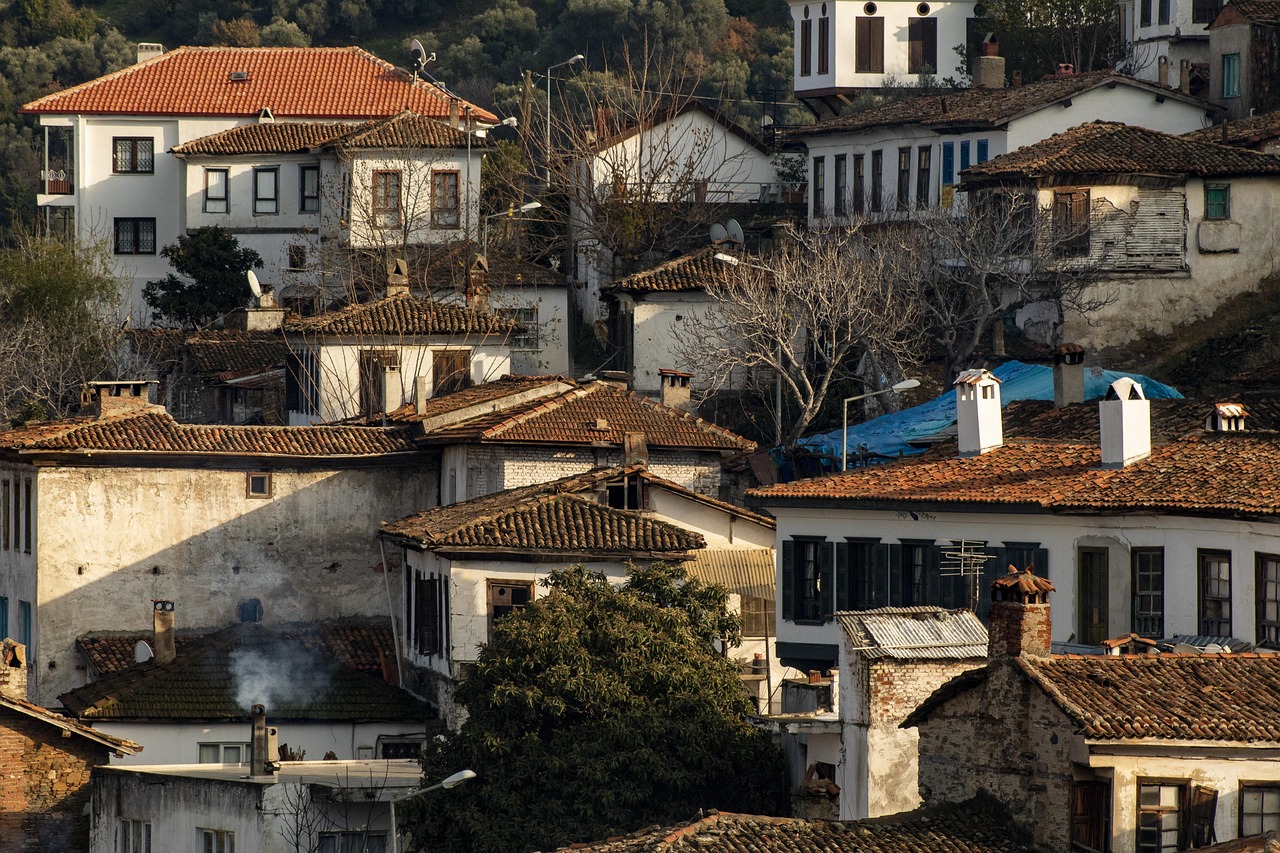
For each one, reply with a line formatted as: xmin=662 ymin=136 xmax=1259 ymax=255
xmin=988 ymin=602 xmax=1052 ymax=658
xmin=0 ymin=708 xmax=112 ymax=853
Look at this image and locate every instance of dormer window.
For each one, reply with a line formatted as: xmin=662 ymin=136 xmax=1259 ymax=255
xmin=1206 ymin=403 xmax=1247 ymax=432
xmin=606 ymin=473 xmax=643 ymax=510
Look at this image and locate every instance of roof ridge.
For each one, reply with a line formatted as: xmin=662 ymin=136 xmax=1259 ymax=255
xmin=481 ymin=385 xmax=592 ymax=438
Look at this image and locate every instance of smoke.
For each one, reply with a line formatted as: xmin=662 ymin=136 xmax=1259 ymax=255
xmin=229 ymin=644 xmax=329 ymax=712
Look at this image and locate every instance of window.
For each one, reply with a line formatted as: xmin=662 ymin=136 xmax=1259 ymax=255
xmin=1198 ymin=549 xmax=1232 ymax=636
xmin=9 ymin=479 xmax=16 ymax=552
xmin=907 ymin=17 xmax=938 ymax=73
xmin=22 ymin=479 xmax=30 ymax=554
xmin=855 ymin=17 xmax=884 ymax=73
xmin=120 ymin=819 xmax=151 ymax=853
xmin=834 ymin=154 xmax=847 ymax=216
xmin=288 ymin=244 xmax=307 ymax=270
xmin=112 ymin=138 xmax=154 ymax=174
xmin=781 ymin=538 xmax=831 ymax=622
xmin=300 ymin=165 xmax=320 ymax=213
xmin=359 ymin=349 xmax=400 ymax=417
xmin=960 ymin=140 xmax=971 ymax=172
xmin=498 ymin=306 xmax=539 ymax=349
xmin=372 ymin=170 xmax=402 ymax=229
xmin=606 ymin=472 xmax=644 ymax=509
xmin=410 ymin=570 xmax=446 ymax=657
xmin=0 ymin=598 xmax=7 ymax=643
xmin=976 ymin=138 xmax=989 ymax=163
xmin=487 ymin=580 xmax=533 ymax=641
xmin=915 ymin=146 xmax=931 ymax=208
xmin=378 ymin=736 xmax=426 ymax=759
xmin=800 ymin=18 xmax=812 ymax=76
xmin=870 ymin=150 xmax=883 ymax=212
xmin=817 ymin=15 xmax=830 ymax=74
xmin=114 ymin=218 xmax=156 ymax=255
xmin=432 ymin=349 xmax=471 ymax=397
xmin=246 ymin=472 xmax=272 ymax=498
xmin=852 ymin=154 xmax=865 ymax=214
xmin=198 ymin=743 xmax=249 ymax=764
xmin=1078 ymin=548 xmax=1109 ymax=645
xmin=204 ymin=168 xmax=228 ymax=213
xmin=1242 ymin=785 xmax=1280 ymax=837
xmin=1205 ymin=183 xmax=1231 ymax=220
xmin=741 ymin=595 xmax=775 ymax=638
xmin=253 ymin=167 xmax=279 ymax=215
xmin=1072 ymin=780 xmax=1112 ymax=853
xmin=1158 ymin=0 xmax=1171 ymax=24
xmin=1053 ymin=189 xmax=1091 ymax=257
xmin=285 ymin=348 xmax=320 ymax=416
xmin=2 ymin=478 xmax=8 ymax=550
xmin=1223 ymin=53 xmax=1241 ymax=98
xmin=1132 ymin=548 xmax=1164 ymax=636
xmin=896 ymin=147 xmax=911 ymax=211
xmin=199 ymin=828 xmax=235 ymax=853
xmin=1138 ymin=783 xmax=1185 ymax=853
xmin=319 ymin=832 xmax=387 ymax=853
xmin=18 ymin=601 xmax=30 ymax=648
xmin=942 ymin=141 xmax=954 ymax=186
xmin=1257 ymin=554 xmax=1280 ymax=649
xmin=812 ymin=156 xmax=826 ymax=216
xmin=1193 ymin=0 xmax=1221 ymax=22
xmin=1140 ymin=0 xmax=1152 ymax=26
xmin=837 ymin=539 xmax=885 ymax=610
xmin=431 ymin=170 xmax=461 ymax=228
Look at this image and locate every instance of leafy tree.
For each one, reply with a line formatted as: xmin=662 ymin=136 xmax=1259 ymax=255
xmin=143 ymin=227 xmax=263 ymax=328
xmin=404 ymin=563 xmax=787 ymax=853
xmin=260 ymin=16 xmax=310 ymax=46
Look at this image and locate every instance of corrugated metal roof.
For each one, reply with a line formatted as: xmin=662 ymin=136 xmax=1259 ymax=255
xmin=837 ymin=608 xmax=988 ymax=660
xmin=685 ymin=548 xmax=775 ymax=599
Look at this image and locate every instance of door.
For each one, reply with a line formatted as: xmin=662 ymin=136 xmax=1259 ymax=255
xmin=1078 ymin=548 xmax=1109 ymax=645
xmin=1071 ymin=779 xmax=1111 ymax=852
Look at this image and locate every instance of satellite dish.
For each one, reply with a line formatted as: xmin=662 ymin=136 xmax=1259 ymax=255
xmin=410 ymin=39 xmax=427 ymax=73
xmin=134 ymin=640 xmax=154 ymax=664
xmin=247 ymin=269 xmax=263 ymax=299
xmin=710 ymin=223 xmax=728 ymax=244
xmin=726 ymin=219 xmax=745 ymax=245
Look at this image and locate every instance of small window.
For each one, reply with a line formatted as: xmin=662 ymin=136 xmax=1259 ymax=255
xmin=253 ymin=167 xmax=279 ymax=215
xmin=498 ymin=306 xmax=539 ymax=349
xmin=246 ymin=472 xmax=272 ymax=498
xmin=817 ymin=14 xmax=830 ymax=74
xmin=113 ymin=138 xmax=154 ymax=174
xmin=812 ymin=156 xmax=826 ymax=216
xmin=800 ymin=18 xmax=813 ymax=76
xmin=114 ymin=218 xmax=156 ymax=255
xmin=0 ymin=597 xmax=7 ymax=641
xmin=204 ymin=168 xmax=228 ymax=213
xmin=198 ymin=743 xmax=249 ymax=764
xmin=300 ymin=165 xmax=320 ymax=213
xmin=432 ymin=349 xmax=471 ymax=397
xmin=1 ymin=478 xmax=8 ymax=551
xmin=1193 ymin=0 xmax=1221 ymax=22
xmin=1223 ymin=53 xmax=1241 ymax=98
xmin=852 ymin=154 xmax=865 ymax=214
xmin=855 ymin=16 xmax=884 ymax=73
xmin=120 ymin=819 xmax=152 ymax=853
xmin=1132 ymin=547 xmax=1165 ymax=636
xmin=18 ymin=601 xmax=30 ymax=648
xmin=896 ymin=147 xmax=911 ymax=211
xmin=410 ymin=570 xmax=446 ymax=657
xmin=870 ymin=150 xmax=883 ymax=212
xmin=1242 ymin=785 xmax=1280 ymax=837
xmin=605 ymin=473 xmax=643 ymax=509
xmin=741 ymin=595 xmax=775 ymax=638
xmin=915 ymin=145 xmax=931 ymax=208
xmin=834 ymin=154 xmax=847 ymax=216
xmin=23 ymin=478 xmax=30 ymax=553
xmin=1198 ymin=549 xmax=1231 ymax=636
xmin=373 ymin=170 xmax=402 ymax=229
xmin=1158 ymin=0 xmax=1171 ymax=24
xmin=487 ymin=580 xmax=533 ymax=642
xmin=199 ymin=828 xmax=235 ymax=853
xmin=288 ymin=244 xmax=306 ymax=270
xmin=907 ymin=16 xmax=938 ymax=73
xmin=1257 ymin=553 xmax=1280 ymax=649
xmin=782 ymin=538 xmax=831 ymax=622
xmin=431 ymin=170 xmax=461 ymax=228
xmin=1140 ymin=0 xmax=1152 ymax=26
xmin=1053 ymin=189 xmax=1091 ymax=257
xmin=1137 ymin=782 xmax=1186 ymax=853
xmin=1205 ymin=183 xmax=1231 ymax=221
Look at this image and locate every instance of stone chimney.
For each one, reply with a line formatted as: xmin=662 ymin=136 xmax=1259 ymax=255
xmin=83 ymin=381 xmax=162 ymax=419
xmin=1179 ymin=59 xmax=1192 ymax=94
xmin=0 ymin=640 xmax=27 ymax=700
xmin=467 ymin=254 xmax=490 ymax=313
xmin=1052 ymin=343 xmax=1085 ymax=408
xmin=954 ymin=369 xmax=1003 ymax=456
xmin=987 ymin=566 xmax=1054 ymax=658
xmin=1157 ymin=55 xmax=1169 ymax=88
xmin=1099 ymin=377 xmax=1150 ymax=467
xmin=136 ymin=42 xmax=164 ymax=64
xmin=386 ymin=258 xmax=410 ymax=298
xmin=658 ymin=369 xmax=694 ymax=413
xmin=152 ymin=600 xmax=176 ymax=666
xmin=224 ymin=302 xmax=284 ymax=332
xmin=1206 ymin=402 xmax=1247 ymax=432
xmin=449 ymin=99 xmax=461 ymax=129
xmin=623 ymin=431 xmax=649 ymax=466
xmin=249 ymin=704 xmax=280 ymax=778
xmin=414 ymin=375 xmax=429 ymax=415
xmin=974 ymin=38 xmax=1006 ymax=89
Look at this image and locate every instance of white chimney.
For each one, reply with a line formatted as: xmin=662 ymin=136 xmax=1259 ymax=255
xmin=414 ymin=375 xmax=429 ymax=414
xmin=955 ymin=369 xmax=1003 ymax=455
xmin=136 ymin=43 xmax=164 ymax=65
xmin=1099 ymin=378 xmax=1150 ymax=467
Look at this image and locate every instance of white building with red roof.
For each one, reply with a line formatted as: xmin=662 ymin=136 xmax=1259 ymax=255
xmin=21 ymin=46 xmax=497 ymax=318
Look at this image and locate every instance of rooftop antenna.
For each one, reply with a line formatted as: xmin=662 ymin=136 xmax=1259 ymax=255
xmin=246 ymin=269 xmax=263 ymax=299
xmin=725 ymin=218 xmax=744 ymax=246
xmin=134 ymin=639 xmax=154 ymax=664
xmin=940 ymin=539 xmax=993 ymax=612
xmin=709 ymin=223 xmax=728 ymax=244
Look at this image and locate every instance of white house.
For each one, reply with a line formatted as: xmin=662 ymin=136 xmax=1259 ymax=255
xmin=0 ymin=380 xmax=434 ymax=705
xmin=380 ymin=464 xmax=777 ymax=727
xmin=750 ymin=370 xmax=1280 ymax=674
xmin=961 ymin=120 xmax=1280 ymax=348
xmin=20 ymin=45 xmax=495 ymax=319
xmin=1119 ymin=0 xmax=1218 ymax=93
xmin=796 ymin=71 xmax=1214 ymax=223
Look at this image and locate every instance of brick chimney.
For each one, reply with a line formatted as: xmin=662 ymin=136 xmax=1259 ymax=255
xmin=249 ymin=704 xmax=280 ymax=778
xmin=658 ymin=369 xmax=694 ymax=413
xmin=0 ymin=640 xmax=27 ymax=700
xmin=82 ymin=381 xmax=162 ymax=419
xmin=467 ymin=254 xmax=490 ymax=313
xmin=152 ymin=600 xmax=176 ymax=665
xmin=1052 ymin=343 xmax=1085 ymax=408
xmin=1099 ymin=377 xmax=1150 ymax=467
xmin=987 ymin=566 xmax=1054 ymax=658
xmin=954 ymin=369 xmax=1003 ymax=456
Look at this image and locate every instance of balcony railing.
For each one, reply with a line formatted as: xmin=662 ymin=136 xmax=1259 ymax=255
xmin=40 ymin=167 xmax=74 ymax=196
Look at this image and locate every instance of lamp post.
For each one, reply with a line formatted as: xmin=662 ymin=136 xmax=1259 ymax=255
xmin=841 ymin=379 xmax=921 ymax=471
xmin=712 ymin=251 xmax=784 ymax=446
xmin=388 ymin=769 xmax=476 ymax=853
xmin=483 ymin=201 xmax=542 ymax=258
xmin=545 ymin=54 xmax=585 ymax=180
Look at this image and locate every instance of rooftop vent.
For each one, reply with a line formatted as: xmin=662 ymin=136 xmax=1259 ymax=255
xmin=229 ymin=71 xmax=250 ymax=82
xmin=258 ymin=107 xmax=274 ymax=122
xmin=1206 ymin=402 xmax=1247 ymax=432
xmin=136 ymin=43 xmax=164 ymax=65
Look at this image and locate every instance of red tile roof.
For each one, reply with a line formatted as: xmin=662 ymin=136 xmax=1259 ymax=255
xmin=418 ymin=244 xmax=563 ymax=291
xmin=422 ymin=382 xmax=754 ymax=452
xmin=0 ymin=695 xmax=140 ymax=754
xmin=173 ymin=111 xmax=478 ymax=156
xmin=284 ymin=292 xmax=516 ymax=337
xmin=750 ymin=433 xmax=1280 ymax=519
xmin=21 ymin=46 xmax=496 ymax=122
xmin=362 ymin=374 xmax=575 ymax=425
xmin=0 ymin=411 xmax=419 ymax=457
xmin=1184 ymin=110 xmax=1280 ymax=148
xmin=1224 ymin=0 xmax=1280 ymax=22
xmin=963 ymin=121 xmax=1280 ymax=182
xmin=604 ymin=247 xmax=738 ymax=294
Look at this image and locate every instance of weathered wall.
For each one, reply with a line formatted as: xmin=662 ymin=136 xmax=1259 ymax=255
xmin=90 ymin=769 xmax=268 ymax=853
xmin=454 ymin=445 xmax=723 ymax=499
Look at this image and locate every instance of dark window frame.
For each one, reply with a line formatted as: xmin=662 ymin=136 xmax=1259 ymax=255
xmin=896 ymin=147 xmax=911 ymax=211
xmin=1140 ymin=0 xmax=1152 ymax=26
xmin=112 ymin=137 xmax=154 ymax=174
xmin=781 ymin=537 xmax=832 ymax=623
xmin=1257 ymin=553 xmax=1280 ymax=649
xmin=487 ymin=579 xmax=533 ymax=642
xmin=1198 ymin=548 xmax=1232 ymax=636
xmin=852 ymin=154 xmax=865 ymax=214
xmin=1053 ymin=189 xmax=1091 ymax=257
xmin=253 ymin=166 xmax=279 ymax=215
xmin=1137 ymin=779 xmax=1188 ymax=853
xmin=300 ymin=165 xmax=320 ymax=213
xmin=1132 ymin=547 xmax=1165 ymax=637
xmin=372 ymin=169 xmax=403 ymax=229
xmin=113 ymin=218 xmax=156 ymax=255
xmin=834 ymin=154 xmax=847 ymax=216
xmin=812 ymin=156 xmax=826 ymax=216
xmin=1240 ymin=782 xmax=1280 ymax=838
xmin=1192 ymin=0 xmax=1221 ymax=21
xmin=1158 ymin=0 xmax=1171 ymax=24
xmin=817 ymin=15 xmax=830 ymax=74
xmin=1204 ymin=183 xmax=1231 ymax=221
xmin=915 ymin=145 xmax=931 ymax=208
xmin=907 ymin=16 xmax=938 ymax=73
xmin=431 ymin=169 xmax=461 ymax=228
xmin=1078 ymin=547 xmax=1110 ymax=645
xmin=1223 ymin=53 xmax=1241 ymax=98
xmin=204 ymin=168 xmax=229 ymax=214
xmin=245 ymin=472 xmax=272 ymax=499
xmin=800 ymin=18 xmax=813 ymax=76
xmin=870 ymin=149 xmax=883 ymax=212
xmin=855 ymin=17 xmax=885 ymax=73
xmin=432 ymin=348 xmax=472 ymax=397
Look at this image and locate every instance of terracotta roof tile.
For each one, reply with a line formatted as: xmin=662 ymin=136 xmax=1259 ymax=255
xmin=172 ymin=121 xmax=354 ymax=155
xmin=21 ymin=46 xmax=495 ymax=122
xmin=963 ymin=121 xmax=1280 ymax=181
xmin=604 ymin=247 xmax=737 ymax=294
xmin=1184 ymin=110 xmax=1280 ymax=148
xmin=1224 ymin=0 xmax=1280 ymax=22
xmin=0 ymin=411 xmax=418 ymax=456
xmin=61 ymin=622 xmax=432 ymax=722
xmin=357 ymin=375 xmax=575 ymax=425
xmin=321 ymin=111 xmax=481 ymax=150
xmin=284 ymin=292 xmax=515 ymax=337
xmin=422 ymin=382 xmax=754 ymax=451
xmin=0 ymin=695 xmax=140 ymax=754
xmin=549 ymin=800 xmax=1037 ymax=851
xmin=184 ymin=331 xmax=288 ymax=380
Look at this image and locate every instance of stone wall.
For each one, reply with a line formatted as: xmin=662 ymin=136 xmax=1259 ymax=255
xmin=485 ymin=446 xmax=722 ymax=497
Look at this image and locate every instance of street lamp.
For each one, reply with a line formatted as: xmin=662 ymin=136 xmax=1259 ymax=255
xmin=841 ymin=379 xmax=921 ymax=471
xmin=546 ymin=54 xmax=585 ymax=180
xmin=388 ymin=769 xmax=476 ymax=853
xmin=483 ymin=201 xmax=542 ymax=257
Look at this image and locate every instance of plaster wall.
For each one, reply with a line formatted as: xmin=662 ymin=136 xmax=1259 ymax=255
xmin=646 ymin=489 xmax=774 ymax=549
xmin=1210 ymin=23 xmax=1255 ymax=119
xmin=22 ymin=462 xmax=432 ymax=704
xmin=1003 ymin=86 xmax=1211 ymax=150
xmin=625 ymin=294 xmax=716 ymax=395
xmin=433 ymin=285 xmax=571 ymax=377
xmin=94 ymin=721 xmax=428 ymax=766
xmin=453 ymin=445 xmax=723 ymax=498
xmin=344 ymin=149 xmax=480 ymax=248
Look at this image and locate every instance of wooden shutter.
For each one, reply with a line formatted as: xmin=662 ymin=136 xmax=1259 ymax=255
xmin=889 ymin=544 xmax=903 ymax=606
xmin=1033 ymin=547 xmax=1049 ymax=578
xmin=856 ymin=18 xmax=884 ymax=73
xmin=433 ymin=349 xmax=471 ymax=396
xmin=908 ymin=18 xmax=923 ymax=72
xmin=836 ymin=541 xmax=851 ymax=611
xmin=1184 ymin=786 xmax=1218 ymax=849
xmin=819 ymin=541 xmax=835 ymax=620
xmin=923 ymin=18 xmax=938 ymax=71
xmin=781 ymin=540 xmax=796 ymax=620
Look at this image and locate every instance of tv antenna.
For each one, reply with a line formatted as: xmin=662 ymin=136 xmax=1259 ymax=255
xmin=246 ymin=269 xmax=262 ymax=299
xmin=709 ymin=223 xmax=728 ymax=244
xmin=709 ymin=219 xmax=744 ymax=248
xmin=940 ymin=539 xmax=993 ymax=612
xmin=725 ymin=218 xmax=744 ymax=246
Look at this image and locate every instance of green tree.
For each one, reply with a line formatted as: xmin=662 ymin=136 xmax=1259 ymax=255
xmin=404 ymin=563 xmax=787 ymax=853
xmin=143 ymin=226 xmax=263 ymax=328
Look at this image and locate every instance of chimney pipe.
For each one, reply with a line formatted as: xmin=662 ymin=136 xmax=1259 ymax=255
xmin=1012 ymin=70 xmax=1022 ymax=87
xmin=658 ymin=369 xmax=694 ymax=413
xmin=414 ymin=375 xmax=428 ymax=413
xmin=987 ymin=567 xmax=1054 ymax=658
xmin=1180 ymin=59 xmax=1192 ymax=94
xmin=250 ymin=704 xmax=280 ymax=778
xmin=1099 ymin=378 xmax=1151 ymax=467
xmin=386 ymin=258 xmax=410 ymax=298
xmin=1157 ymin=55 xmax=1169 ymax=88
xmin=467 ymin=255 xmax=490 ymax=313
xmin=954 ymin=369 xmax=1004 ymax=455
xmin=1052 ymin=343 xmax=1086 ymax=408
xmin=152 ymin=600 xmax=176 ymax=665
xmin=84 ymin=381 xmax=162 ymax=419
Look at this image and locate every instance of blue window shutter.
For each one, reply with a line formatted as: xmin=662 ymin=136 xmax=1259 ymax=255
xmin=960 ymin=140 xmax=971 ymax=171
xmin=942 ymin=142 xmax=954 ymax=184
xmin=977 ymin=139 xmax=989 ymax=163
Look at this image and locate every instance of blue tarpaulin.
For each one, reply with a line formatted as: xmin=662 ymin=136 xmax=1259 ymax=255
xmin=794 ymin=360 xmax=1182 ymax=465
